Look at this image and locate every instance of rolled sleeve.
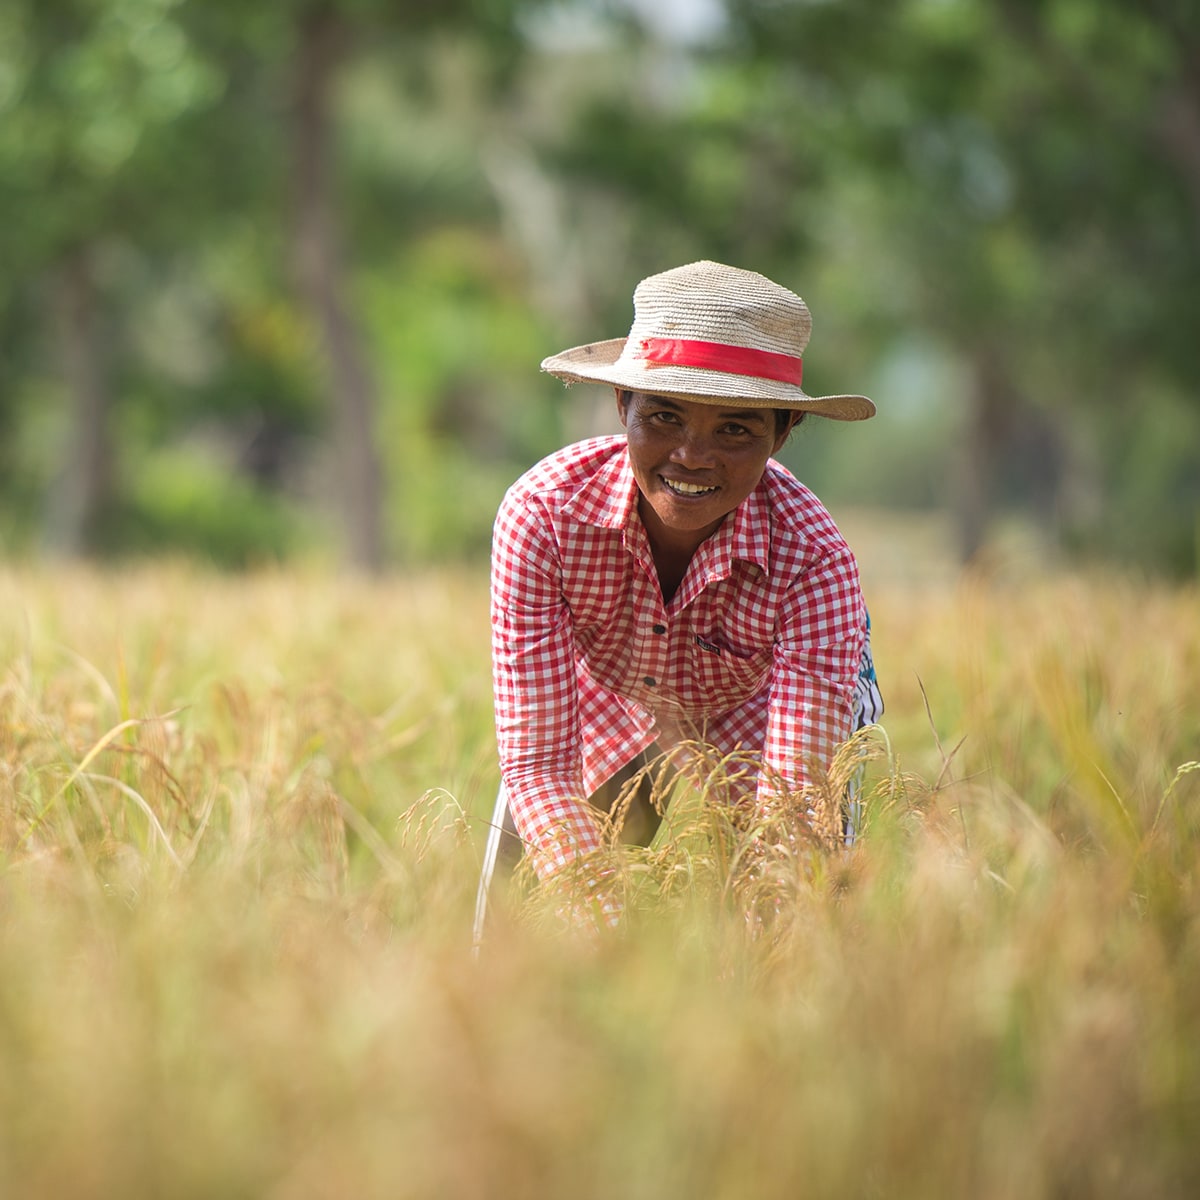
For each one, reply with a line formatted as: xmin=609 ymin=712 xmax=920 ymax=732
xmin=491 ymin=492 xmax=605 ymax=877
xmin=759 ymin=543 xmax=865 ymax=803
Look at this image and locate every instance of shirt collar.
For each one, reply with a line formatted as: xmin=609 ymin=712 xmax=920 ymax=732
xmin=702 ymin=478 xmax=772 ymax=579
xmin=560 ymin=444 xmax=639 ymax=530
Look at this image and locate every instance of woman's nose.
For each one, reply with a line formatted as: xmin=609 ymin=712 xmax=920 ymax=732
xmin=669 ymin=427 xmax=717 ymax=467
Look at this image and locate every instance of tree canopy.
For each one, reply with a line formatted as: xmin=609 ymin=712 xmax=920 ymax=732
xmin=1 ymin=0 xmax=1196 ymax=573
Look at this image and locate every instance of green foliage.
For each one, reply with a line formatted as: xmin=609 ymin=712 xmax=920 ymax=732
xmin=1069 ymin=386 xmax=1200 ymax=575
xmin=0 ymin=0 xmax=1196 ymax=571
xmin=552 ymin=0 xmax=1200 ymax=573
xmin=113 ymin=448 xmax=311 ymax=566
xmin=0 ymin=0 xmax=227 ymax=263
xmin=364 ymin=229 xmax=568 ymax=560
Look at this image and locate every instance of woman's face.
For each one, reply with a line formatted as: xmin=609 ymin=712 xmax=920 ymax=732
xmin=617 ymin=390 xmax=791 ymax=549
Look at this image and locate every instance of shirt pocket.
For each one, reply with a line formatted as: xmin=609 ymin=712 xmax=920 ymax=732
xmin=686 ymin=635 xmax=772 ymax=713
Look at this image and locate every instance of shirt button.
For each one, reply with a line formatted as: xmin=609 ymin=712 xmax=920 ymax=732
xmin=652 ymin=624 xmax=666 ymax=635
xmin=643 ymin=676 xmax=657 ymax=687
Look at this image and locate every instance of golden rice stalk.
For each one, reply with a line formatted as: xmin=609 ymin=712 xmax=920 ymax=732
xmin=517 ymin=727 xmax=912 ymax=940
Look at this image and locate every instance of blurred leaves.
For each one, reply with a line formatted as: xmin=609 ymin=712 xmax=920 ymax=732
xmin=0 ymin=0 xmax=1197 ymax=571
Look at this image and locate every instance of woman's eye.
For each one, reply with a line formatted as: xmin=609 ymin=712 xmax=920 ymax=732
xmin=722 ymin=424 xmax=749 ymax=436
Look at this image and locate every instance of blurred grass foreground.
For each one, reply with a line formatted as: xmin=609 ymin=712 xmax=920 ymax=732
xmin=1 ymin=561 xmax=1199 ymax=1199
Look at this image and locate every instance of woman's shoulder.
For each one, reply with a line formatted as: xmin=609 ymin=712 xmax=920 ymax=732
xmin=760 ymin=459 xmax=848 ymax=548
xmin=753 ymin=461 xmax=861 ymax=587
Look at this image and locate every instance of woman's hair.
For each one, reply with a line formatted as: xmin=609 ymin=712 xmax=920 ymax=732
xmin=775 ymin=409 xmax=805 ymax=439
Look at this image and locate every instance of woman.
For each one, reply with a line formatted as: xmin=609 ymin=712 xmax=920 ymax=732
xmin=477 ymin=260 xmax=882 ymax=932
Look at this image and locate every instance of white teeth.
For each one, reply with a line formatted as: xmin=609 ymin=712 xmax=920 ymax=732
xmin=665 ymin=479 xmax=716 ymax=496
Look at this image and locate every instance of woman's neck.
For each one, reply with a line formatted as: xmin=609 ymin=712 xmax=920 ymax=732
xmin=637 ymin=496 xmax=722 ymax=603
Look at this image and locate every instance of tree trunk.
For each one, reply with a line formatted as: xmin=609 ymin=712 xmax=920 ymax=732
xmin=954 ymin=344 xmax=1016 ymax=565
xmin=43 ymin=246 xmax=113 ymax=557
xmin=1156 ymin=73 xmax=1200 ymax=244
xmin=290 ymin=2 xmax=385 ymax=571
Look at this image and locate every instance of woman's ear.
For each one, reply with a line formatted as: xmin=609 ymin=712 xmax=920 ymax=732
xmin=772 ymin=411 xmax=800 ymax=453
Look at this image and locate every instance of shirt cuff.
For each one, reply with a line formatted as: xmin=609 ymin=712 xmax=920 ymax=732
xmin=503 ymin=774 xmax=606 ymax=880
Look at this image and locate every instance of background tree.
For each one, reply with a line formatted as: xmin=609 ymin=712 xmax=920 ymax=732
xmin=0 ymin=0 xmax=226 ymax=555
xmin=0 ymin=0 xmax=1195 ymax=574
xmin=534 ymin=0 xmax=1200 ymax=571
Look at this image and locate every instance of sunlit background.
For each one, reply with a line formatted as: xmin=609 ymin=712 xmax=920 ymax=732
xmin=1 ymin=0 xmax=1197 ymax=577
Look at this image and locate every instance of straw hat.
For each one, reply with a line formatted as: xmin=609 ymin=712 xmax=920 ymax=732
xmin=540 ymin=260 xmax=875 ymax=421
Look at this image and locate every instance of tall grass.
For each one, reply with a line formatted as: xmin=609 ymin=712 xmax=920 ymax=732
xmin=0 ymin=560 xmax=1198 ymax=1198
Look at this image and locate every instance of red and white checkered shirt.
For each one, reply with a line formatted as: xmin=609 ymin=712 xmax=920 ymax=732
xmin=492 ymin=436 xmax=867 ymax=878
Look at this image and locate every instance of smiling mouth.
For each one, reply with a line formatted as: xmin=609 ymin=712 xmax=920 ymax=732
xmin=662 ymin=478 xmax=719 ymax=498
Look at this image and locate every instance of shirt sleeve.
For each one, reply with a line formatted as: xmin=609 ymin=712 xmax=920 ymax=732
xmin=491 ymin=490 xmax=605 ymax=878
xmin=759 ymin=540 xmax=866 ymax=805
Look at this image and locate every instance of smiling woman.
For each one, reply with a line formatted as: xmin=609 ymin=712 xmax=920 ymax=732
xmin=480 ymin=261 xmax=883 ymax=931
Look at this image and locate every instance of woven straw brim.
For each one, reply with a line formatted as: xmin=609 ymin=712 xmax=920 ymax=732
xmin=541 ymin=338 xmax=875 ymax=421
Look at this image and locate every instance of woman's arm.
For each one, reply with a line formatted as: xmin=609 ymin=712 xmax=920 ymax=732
xmin=491 ymin=492 xmax=606 ymax=879
xmin=759 ymin=541 xmax=866 ymax=809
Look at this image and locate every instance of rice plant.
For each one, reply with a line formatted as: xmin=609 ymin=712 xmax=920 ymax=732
xmin=0 ymin=560 xmax=1197 ymax=1198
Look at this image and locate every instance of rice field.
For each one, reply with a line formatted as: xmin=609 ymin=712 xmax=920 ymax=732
xmin=0 ymin=558 xmax=1198 ymax=1199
